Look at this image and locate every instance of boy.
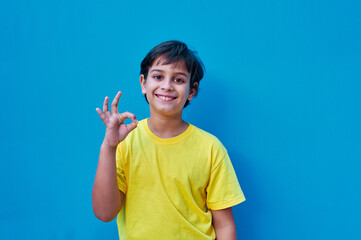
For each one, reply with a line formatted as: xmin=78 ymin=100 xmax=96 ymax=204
xmin=92 ymin=41 xmax=245 ymax=239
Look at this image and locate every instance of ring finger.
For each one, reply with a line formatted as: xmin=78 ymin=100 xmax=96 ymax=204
xmin=103 ymin=96 xmax=111 ymax=117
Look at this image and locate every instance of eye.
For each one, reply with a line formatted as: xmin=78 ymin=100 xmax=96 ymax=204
xmin=174 ymin=78 xmax=185 ymax=83
xmin=154 ymin=75 xmax=162 ymax=80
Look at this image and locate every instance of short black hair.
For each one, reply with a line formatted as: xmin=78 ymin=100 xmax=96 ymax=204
xmin=140 ymin=40 xmax=205 ymax=108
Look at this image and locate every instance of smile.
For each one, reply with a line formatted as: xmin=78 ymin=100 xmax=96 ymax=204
xmin=155 ymin=94 xmax=177 ymax=102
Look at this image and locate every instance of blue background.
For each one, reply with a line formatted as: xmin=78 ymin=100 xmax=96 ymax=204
xmin=1 ymin=0 xmax=360 ymax=239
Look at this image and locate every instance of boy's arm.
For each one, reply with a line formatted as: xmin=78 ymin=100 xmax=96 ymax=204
xmin=92 ymin=91 xmax=137 ymax=222
xmin=92 ymin=144 xmax=124 ymax=222
xmin=211 ymin=207 xmax=237 ymax=240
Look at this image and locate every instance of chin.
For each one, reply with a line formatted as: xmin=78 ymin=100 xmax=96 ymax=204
xmin=152 ymin=106 xmax=182 ymax=117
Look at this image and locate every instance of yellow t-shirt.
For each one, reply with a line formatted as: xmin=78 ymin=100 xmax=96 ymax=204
xmin=116 ymin=119 xmax=245 ymax=240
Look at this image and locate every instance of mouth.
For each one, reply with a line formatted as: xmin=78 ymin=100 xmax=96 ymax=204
xmin=155 ymin=94 xmax=177 ymax=102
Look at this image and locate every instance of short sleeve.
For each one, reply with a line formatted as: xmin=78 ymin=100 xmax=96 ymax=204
xmin=206 ymin=152 xmax=245 ymax=210
xmin=116 ymin=142 xmax=127 ymax=194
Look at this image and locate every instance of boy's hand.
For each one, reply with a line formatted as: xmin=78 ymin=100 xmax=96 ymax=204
xmin=96 ymin=91 xmax=138 ymax=148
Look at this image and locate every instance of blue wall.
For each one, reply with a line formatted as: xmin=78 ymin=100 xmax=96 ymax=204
xmin=1 ymin=0 xmax=360 ymax=239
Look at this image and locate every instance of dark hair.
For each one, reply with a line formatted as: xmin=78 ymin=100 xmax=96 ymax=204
xmin=140 ymin=40 xmax=205 ymax=108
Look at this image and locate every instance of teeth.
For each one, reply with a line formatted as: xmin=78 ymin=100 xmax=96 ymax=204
xmin=159 ymin=96 xmax=173 ymax=101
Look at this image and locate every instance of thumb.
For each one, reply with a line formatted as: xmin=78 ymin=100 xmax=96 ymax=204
xmin=126 ymin=119 xmax=138 ymax=133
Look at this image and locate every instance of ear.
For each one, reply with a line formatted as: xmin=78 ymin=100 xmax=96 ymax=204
xmin=140 ymin=74 xmax=146 ymax=94
xmin=187 ymin=82 xmax=198 ymax=101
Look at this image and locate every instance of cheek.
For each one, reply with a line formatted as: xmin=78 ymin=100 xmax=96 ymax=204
xmin=142 ymin=81 xmax=152 ymax=94
xmin=179 ymin=86 xmax=189 ymax=96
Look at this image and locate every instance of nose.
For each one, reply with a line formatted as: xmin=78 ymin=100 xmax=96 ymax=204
xmin=161 ymin=78 xmax=174 ymax=91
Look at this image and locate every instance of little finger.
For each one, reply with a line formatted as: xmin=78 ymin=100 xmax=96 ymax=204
xmin=96 ymin=108 xmax=107 ymax=123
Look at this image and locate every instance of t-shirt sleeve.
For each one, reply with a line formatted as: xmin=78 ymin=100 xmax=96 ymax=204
xmin=206 ymin=150 xmax=245 ymax=210
xmin=116 ymin=142 xmax=127 ymax=194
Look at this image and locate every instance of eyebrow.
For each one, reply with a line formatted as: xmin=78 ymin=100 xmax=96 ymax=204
xmin=150 ymin=69 xmax=189 ymax=78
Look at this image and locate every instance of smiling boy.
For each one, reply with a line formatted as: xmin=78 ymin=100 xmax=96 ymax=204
xmin=92 ymin=41 xmax=245 ymax=239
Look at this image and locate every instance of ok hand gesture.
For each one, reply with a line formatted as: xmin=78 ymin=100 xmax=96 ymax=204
xmin=96 ymin=91 xmax=138 ymax=148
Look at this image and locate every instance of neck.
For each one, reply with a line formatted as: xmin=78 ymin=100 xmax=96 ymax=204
xmin=148 ymin=112 xmax=189 ymax=138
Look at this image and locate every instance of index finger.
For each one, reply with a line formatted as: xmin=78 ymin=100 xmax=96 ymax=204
xmin=111 ymin=91 xmax=122 ymax=113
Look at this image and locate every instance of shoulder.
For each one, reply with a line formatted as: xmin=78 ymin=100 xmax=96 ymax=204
xmin=189 ymin=124 xmax=228 ymax=155
xmin=190 ymin=124 xmax=223 ymax=144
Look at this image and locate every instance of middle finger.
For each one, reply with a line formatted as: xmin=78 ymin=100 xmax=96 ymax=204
xmin=111 ymin=91 xmax=122 ymax=114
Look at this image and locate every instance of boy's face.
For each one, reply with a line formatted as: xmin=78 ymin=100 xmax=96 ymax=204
xmin=140 ymin=58 xmax=197 ymax=118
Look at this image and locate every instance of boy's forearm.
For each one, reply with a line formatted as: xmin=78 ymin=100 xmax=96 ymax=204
xmin=92 ymin=143 xmax=123 ymax=222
